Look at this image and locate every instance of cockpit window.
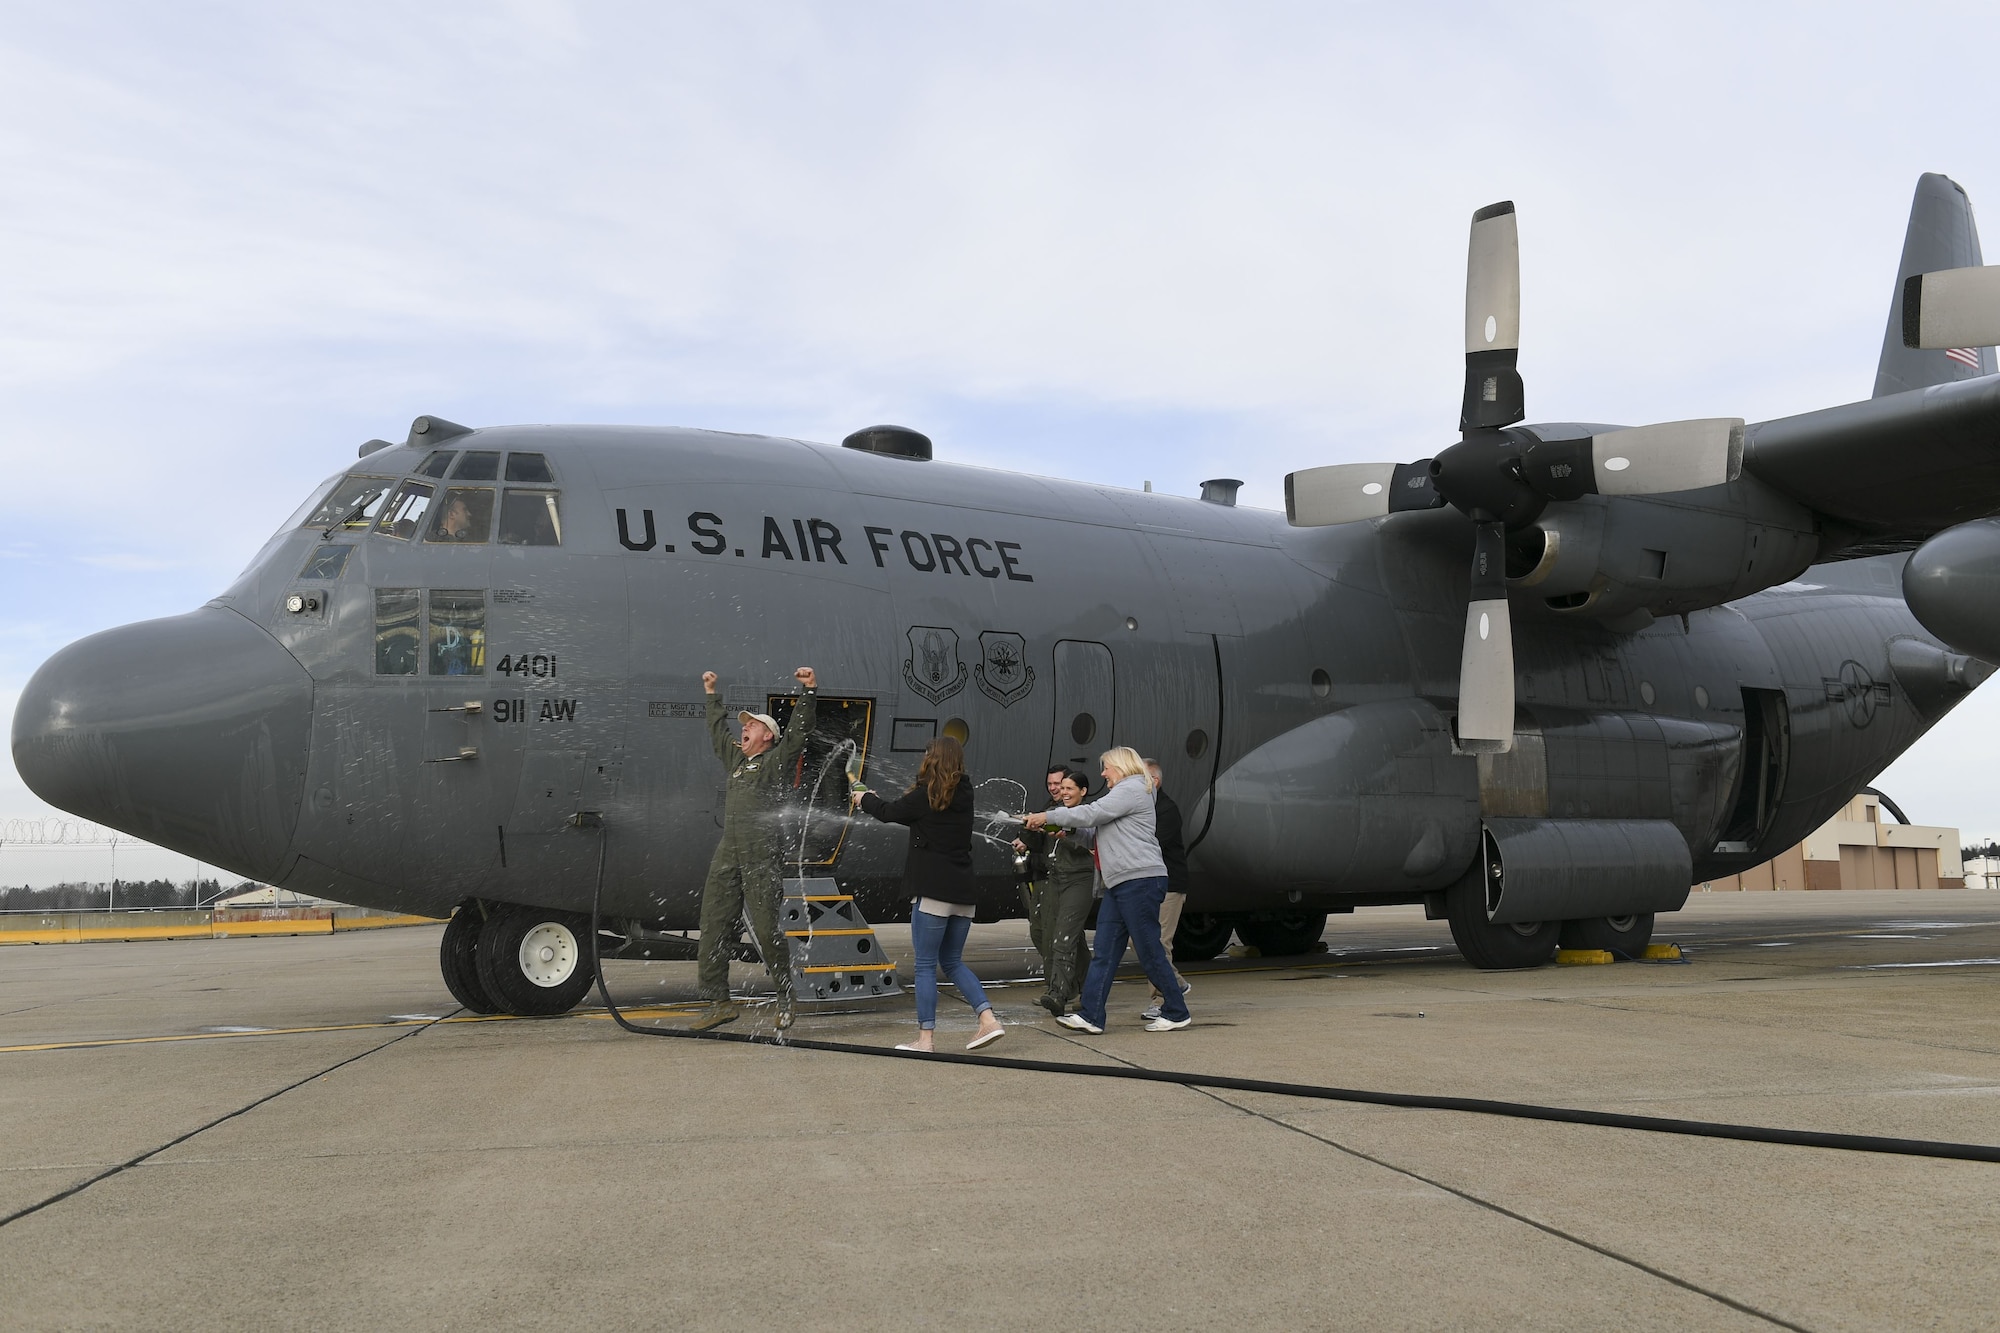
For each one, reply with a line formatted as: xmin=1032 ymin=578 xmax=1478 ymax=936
xmin=299 ymin=546 xmax=353 ymax=580
xmin=303 ymin=475 xmax=395 ymax=531
xmin=428 ymin=591 xmax=486 ymax=676
xmin=504 ymin=452 xmax=555 ymax=483
xmin=450 ymin=451 xmax=501 ymax=481
xmin=374 ymin=589 xmax=420 ymax=675
xmin=374 ymin=481 xmax=435 ymax=540
xmin=497 ymin=490 xmax=562 ymax=546
xmin=417 ymin=450 xmax=457 ymax=479
xmin=424 ymin=488 xmax=494 ymax=543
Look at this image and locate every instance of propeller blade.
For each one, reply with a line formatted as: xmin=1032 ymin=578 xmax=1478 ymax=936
xmin=1284 ymin=461 xmax=1442 ymax=526
xmin=1902 ymin=265 xmax=2000 ymax=350
xmin=1589 ymin=417 xmax=1744 ymax=495
xmin=1456 ymin=521 xmax=1515 ymax=752
xmin=1460 ymin=202 xmax=1524 ymax=432
xmin=1521 ymin=418 xmax=1744 ymax=501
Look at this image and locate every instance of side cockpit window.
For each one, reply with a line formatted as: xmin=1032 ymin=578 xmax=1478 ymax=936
xmin=497 ymin=490 xmax=561 ymax=546
xmin=298 ymin=546 xmax=352 ymax=580
xmin=428 ymin=591 xmax=486 ymax=676
xmin=374 ymin=589 xmax=420 ymax=675
xmin=374 ymin=481 xmax=434 ymax=540
xmin=424 ymin=488 xmax=494 ymax=543
xmin=417 ymin=450 xmax=456 ymax=478
xmin=303 ymin=475 xmax=395 ymax=531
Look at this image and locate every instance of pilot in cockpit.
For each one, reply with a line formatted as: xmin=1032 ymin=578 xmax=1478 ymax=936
xmin=435 ymin=495 xmax=477 ymax=542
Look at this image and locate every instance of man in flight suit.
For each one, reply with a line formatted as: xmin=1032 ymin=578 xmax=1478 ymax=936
xmin=689 ymin=665 xmax=818 ymax=1032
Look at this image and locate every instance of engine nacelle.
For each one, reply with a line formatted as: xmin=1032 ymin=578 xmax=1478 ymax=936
xmin=1904 ymin=517 xmax=2000 ymax=663
xmin=1505 ymin=486 xmax=1818 ymax=625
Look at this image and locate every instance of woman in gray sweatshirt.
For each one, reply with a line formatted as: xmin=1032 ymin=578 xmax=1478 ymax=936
xmin=1020 ymin=746 xmax=1191 ymax=1033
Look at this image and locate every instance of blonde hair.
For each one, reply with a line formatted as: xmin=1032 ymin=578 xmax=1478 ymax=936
xmin=1099 ymin=746 xmax=1152 ymax=790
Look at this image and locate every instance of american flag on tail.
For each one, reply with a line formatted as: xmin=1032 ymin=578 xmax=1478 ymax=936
xmin=1945 ymin=346 xmax=1983 ymax=370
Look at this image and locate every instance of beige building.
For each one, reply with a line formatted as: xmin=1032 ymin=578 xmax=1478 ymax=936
xmin=1698 ymin=792 xmax=1965 ymax=891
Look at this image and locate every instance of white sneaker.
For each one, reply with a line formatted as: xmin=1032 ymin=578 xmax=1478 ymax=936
xmin=1056 ymin=1013 xmax=1104 ymax=1034
xmin=1145 ymin=1015 xmax=1191 ymax=1032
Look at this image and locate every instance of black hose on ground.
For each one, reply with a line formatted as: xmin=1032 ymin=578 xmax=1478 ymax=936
xmin=585 ymin=824 xmax=2000 ymax=1167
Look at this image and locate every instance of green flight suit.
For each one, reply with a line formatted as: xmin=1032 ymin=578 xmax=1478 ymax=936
xmin=698 ymin=688 xmax=817 ymax=1003
xmin=1034 ymin=824 xmax=1096 ymax=1013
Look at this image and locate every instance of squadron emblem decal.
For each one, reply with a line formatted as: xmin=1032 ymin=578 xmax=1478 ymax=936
xmin=902 ymin=626 xmax=968 ymax=705
xmin=974 ymin=631 xmax=1035 ymax=707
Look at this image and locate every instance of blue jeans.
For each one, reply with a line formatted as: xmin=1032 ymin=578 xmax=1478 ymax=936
xmin=910 ymin=909 xmax=993 ymax=1029
xmin=1079 ymin=876 xmax=1188 ymax=1027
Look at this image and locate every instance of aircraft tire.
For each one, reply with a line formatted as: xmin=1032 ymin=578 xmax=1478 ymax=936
xmin=440 ymin=905 xmax=502 ymax=1014
xmin=475 ymin=904 xmax=598 ymax=1016
xmin=1444 ymin=867 xmax=1559 ymax=970
xmin=1234 ymin=911 xmax=1329 ymax=957
xmin=1173 ymin=912 xmax=1237 ymax=962
xmin=1558 ymin=914 xmax=1655 ymax=957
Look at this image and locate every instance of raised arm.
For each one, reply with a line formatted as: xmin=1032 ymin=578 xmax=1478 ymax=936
xmin=1042 ymin=776 xmax=1149 ymax=830
xmin=771 ymin=666 xmax=818 ymax=766
xmin=702 ymin=673 xmax=734 ymax=763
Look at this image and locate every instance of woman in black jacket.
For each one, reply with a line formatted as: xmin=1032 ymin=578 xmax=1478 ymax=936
xmin=851 ymin=736 xmax=1004 ymax=1052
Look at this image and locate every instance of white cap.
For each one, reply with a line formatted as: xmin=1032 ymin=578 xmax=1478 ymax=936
xmin=739 ymin=711 xmax=780 ymax=737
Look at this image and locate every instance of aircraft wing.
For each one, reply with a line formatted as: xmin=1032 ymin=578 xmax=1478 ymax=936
xmin=1744 ymin=373 xmax=2000 ymax=551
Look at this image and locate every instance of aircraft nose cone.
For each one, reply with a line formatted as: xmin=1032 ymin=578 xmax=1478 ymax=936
xmin=11 ymin=606 xmax=314 ymax=881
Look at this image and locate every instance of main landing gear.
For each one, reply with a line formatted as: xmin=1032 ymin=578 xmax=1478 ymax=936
xmin=1170 ymin=910 xmax=1330 ymax=961
xmin=440 ymin=901 xmax=599 ymax=1017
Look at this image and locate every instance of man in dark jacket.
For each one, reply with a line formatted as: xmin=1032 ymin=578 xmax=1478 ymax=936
xmin=689 ymin=666 xmax=817 ymax=1032
xmin=1145 ymin=759 xmax=1191 ymax=1019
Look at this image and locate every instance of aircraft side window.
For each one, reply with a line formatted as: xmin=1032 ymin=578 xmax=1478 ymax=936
xmin=374 ymin=589 xmax=420 ymax=675
xmin=373 ymin=481 xmax=435 ymax=540
xmin=303 ymin=475 xmax=395 ymax=530
xmin=417 ymin=450 xmax=457 ymax=479
xmin=504 ymin=452 xmax=555 ymax=483
xmin=428 ymin=591 xmax=486 ymax=676
xmin=424 ymin=488 xmax=495 ymax=543
xmin=497 ymin=490 xmax=562 ymax=546
xmin=298 ymin=546 xmax=352 ymax=580
xmin=450 ymin=450 xmax=501 ymax=481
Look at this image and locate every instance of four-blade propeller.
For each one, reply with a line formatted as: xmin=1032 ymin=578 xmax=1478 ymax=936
xmin=1284 ymin=201 xmax=1745 ymax=752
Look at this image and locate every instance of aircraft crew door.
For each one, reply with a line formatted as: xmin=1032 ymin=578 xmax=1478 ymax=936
xmin=1050 ymin=640 xmax=1116 ymax=775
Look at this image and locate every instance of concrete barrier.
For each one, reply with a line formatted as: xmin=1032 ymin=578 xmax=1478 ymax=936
xmin=0 ymin=906 xmax=442 ymax=945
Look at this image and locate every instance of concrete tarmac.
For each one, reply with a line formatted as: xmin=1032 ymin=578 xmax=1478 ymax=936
xmin=5 ymin=890 xmax=2000 ymax=1330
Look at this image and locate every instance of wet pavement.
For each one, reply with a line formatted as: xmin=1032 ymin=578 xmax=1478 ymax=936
xmin=5 ymin=889 xmax=2000 ymax=1330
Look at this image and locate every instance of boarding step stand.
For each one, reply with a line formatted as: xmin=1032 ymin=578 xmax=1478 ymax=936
xmin=763 ymin=877 xmax=902 ymax=1002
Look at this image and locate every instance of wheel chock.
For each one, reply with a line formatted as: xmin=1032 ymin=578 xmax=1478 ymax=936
xmin=1556 ymin=948 xmax=1615 ymax=965
xmin=1640 ymin=943 xmax=1684 ymax=961
xmin=1226 ymin=943 xmax=1263 ymax=959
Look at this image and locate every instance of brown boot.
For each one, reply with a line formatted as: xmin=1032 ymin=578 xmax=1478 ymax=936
xmin=688 ymin=1000 xmax=741 ymax=1032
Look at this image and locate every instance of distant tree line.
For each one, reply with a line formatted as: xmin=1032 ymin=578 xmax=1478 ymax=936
xmin=1964 ymin=841 xmax=2000 ymax=861
xmin=0 ymin=879 xmax=255 ymax=912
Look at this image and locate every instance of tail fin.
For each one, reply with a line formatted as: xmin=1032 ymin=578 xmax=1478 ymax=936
xmin=1874 ymin=173 xmax=1995 ymax=397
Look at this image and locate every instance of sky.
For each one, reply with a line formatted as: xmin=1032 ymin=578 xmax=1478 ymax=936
xmin=4 ymin=2 xmax=2000 ymax=886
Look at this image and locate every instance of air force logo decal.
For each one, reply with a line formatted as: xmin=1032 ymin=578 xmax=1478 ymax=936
xmin=902 ymin=625 xmax=968 ymax=705
xmin=974 ymin=630 xmax=1035 ymax=707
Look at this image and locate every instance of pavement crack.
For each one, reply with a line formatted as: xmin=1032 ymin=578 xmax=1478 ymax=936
xmin=0 ymin=1009 xmax=458 ymax=1232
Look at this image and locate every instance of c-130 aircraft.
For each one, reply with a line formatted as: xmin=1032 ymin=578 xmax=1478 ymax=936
xmin=15 ymin=174 xmax=2000 ymax=1017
